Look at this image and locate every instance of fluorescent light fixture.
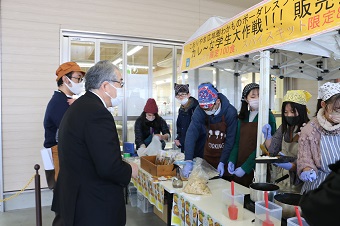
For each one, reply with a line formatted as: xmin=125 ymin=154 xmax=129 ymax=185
xmin=112 ymin=58 xmax=122 ymax=65
xmin=128 ymin=65 xmax=155 ymax=70
xmin=77 ymin=62 xmax=94 ymax=68
xmin=127 ymin=46 xmax=143 ymax=56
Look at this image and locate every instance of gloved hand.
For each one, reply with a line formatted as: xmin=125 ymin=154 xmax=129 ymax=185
xmin=274 ymin=162 xmax=293 ymax=170
xmin=262 ymin=124 xmax=272 ymax=139
xmin=183 ymin=161 xmax=193 ymax=178
xmin=234 ymin=167 xmax=246 ymax=177
xmin=217 ymin=162 xmax=225 ymax=177
xmin=228 ymin=162 xmax=235 ymax=174
xmin=300 ymin=169 xmax=317 ymax=182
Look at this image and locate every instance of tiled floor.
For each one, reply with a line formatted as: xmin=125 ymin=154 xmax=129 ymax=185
xmin=0 ymin=202 xmax=166 ymax=226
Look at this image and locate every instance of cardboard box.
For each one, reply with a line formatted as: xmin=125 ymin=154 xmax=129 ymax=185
xmin=140 ymin=156 xmax=176 ymax=177
xmin=153 ymin=204 xmax=168 ymax=224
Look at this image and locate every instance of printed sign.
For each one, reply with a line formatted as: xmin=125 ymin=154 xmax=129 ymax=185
xmin=181 ymin=0 xmax=340 ymax=71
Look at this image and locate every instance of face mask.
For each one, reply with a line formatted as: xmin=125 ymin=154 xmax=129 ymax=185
xmin=205 ymin=108 xmax=217 ymax=115
xmin=248 ymin=99 xmax=259 ymax=111
xmin=330 ymin=111 xmax=340 ymax=123
xmin=146 ymin=116 xmax=155 ymax=121
xmin=65 ymin=77 xmax=84 ymax=95
xmin=180 ymin=98 xmax=189 ymax=105
xmin=105 ymin=83 xmax=123 ymax=107
xmin=285 ymin=116 xmax=300 ymax=126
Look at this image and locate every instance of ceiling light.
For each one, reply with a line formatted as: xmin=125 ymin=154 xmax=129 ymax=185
xmin=112 ymin=58 xmax=122 ymax=65
xmin=77 ymin=62 xmax=94 ymax=68
xmin=128 ymin=65 xmax=155 ymax=69
xmin=127 ymin=46 xmax=143 ymax=56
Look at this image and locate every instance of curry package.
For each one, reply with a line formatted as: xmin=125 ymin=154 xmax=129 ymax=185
xmin=183 ymin=158 xmax=219 ymax=195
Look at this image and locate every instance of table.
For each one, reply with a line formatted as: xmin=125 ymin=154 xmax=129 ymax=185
xmin=161 ymin=179 xmax=256 ymax=226
xmin=126 ymin=157 xmax=256 ymax=226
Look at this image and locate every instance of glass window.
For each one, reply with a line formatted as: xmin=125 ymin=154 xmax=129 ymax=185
xmin=126 ymin=44 xmax=149 ymax=116
xmin=71 ymin=40 xmax=95 ymax=72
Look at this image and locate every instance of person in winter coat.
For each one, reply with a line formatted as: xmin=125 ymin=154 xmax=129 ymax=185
xmin=182 ymin=82 xmax=238 ymax=178
xmin=228 ymin=83 xmax=276 ymax=187
xmin=174 ymin=83 xmax=199 ymax=153
xmin=298 ymin=82 xmax=340 ymax=194
xmin=134 ymin=98 xmax=171 ymax=150
xmin=300 ymin=160 xmax=340 ymax=226
xmin=262 ymin=90 xmax=311 ymax=193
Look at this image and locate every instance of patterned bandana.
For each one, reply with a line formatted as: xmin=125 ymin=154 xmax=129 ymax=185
xmin=242 ymin=83 xmax=259 ymax=100
xmin=318 ymin=82 xmax=340 ymax=101
xmin=198 ymin=83 xmax=218 ymax=109
xmin=283 ymin=90 xmax=312 ymax=105
xmin=174 ymin=83 xmax=189 ymax=96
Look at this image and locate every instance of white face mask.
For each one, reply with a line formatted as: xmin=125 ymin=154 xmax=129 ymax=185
xmin=204 ymin=108 xmax=217 ymax=115
xmin=65 ymin=77 xmax=84 ymax=95
xmin=248 ymin=99 xmax=259 ymax=111
xmin=178 ymin=98 xmax=189 ymax=106
xmin=330 ymin=112 xmax=340 ymax=123
xmin=105 ymin=83 xmax=123 ymax=107
xmin=146 ymin=116 xmax=155 ymax=121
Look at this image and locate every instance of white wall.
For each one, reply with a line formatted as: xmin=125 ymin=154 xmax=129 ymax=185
xmin=1 ymin=0 xmax=253 ymax=197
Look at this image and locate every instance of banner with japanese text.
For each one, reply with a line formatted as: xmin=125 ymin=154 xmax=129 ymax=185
xmin=181 ymin=0 xmax=340 ymax=71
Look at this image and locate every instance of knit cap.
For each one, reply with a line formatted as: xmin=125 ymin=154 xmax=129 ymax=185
xmin=198 ymin=83 xmax=218 ymax=109
xmin=144 ymin=98 xmax=158 ymax=114
xmin=174 ymin=83 xmax=189 ymax=96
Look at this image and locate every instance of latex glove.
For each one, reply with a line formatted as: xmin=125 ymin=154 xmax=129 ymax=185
xmin=274 ymin=162 xmax=293 ymax=170
xmin=234 ymin=167 xmax=246 ymax=177
xmin=183 ymin=161 xmax=193 ymax=178
xmin=300 ymin=169 xmax=317 ymax=182
xmin=262 ymin=124 xmax=272 ymax=139
xmin=217 ymin=162 xmax=225 ymax=177
xmin=228 ymin=162 xmax=235 ymax=174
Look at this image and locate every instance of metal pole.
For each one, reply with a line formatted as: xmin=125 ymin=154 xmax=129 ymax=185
xmin=34 ymin=164 xmax=42 ymax=226
xmin=255 ymin=50 xmax=270 ymax=183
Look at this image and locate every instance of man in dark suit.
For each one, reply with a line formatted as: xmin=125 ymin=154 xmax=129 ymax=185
xmin=52 ymin=60 xmax=138 ymax=226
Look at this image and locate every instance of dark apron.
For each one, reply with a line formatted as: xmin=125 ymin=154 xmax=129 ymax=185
xmin=232 ymin=121 xmax=258 ymax=187
xmin=203 ymin=116 xmax=227 ymax=169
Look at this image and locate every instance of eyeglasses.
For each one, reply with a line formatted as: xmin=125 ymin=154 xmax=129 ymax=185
xmin=176 ymin=93 xmax=188 ymax=98
xmin=70 ymin=77 xmax=84 ymax=83
xmin=110 ymin=80 xmax=125 ymax=88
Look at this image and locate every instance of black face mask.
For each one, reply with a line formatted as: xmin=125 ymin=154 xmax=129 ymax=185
xmin=285 ymin=116 xmax=300 ymax=126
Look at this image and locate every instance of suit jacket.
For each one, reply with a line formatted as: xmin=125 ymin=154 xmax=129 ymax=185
xmin=52 ymin=91 xmax=132 ymax=226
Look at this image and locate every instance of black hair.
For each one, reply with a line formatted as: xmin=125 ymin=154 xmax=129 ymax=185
xmin=314 ymin=99 xmax=322 ymax=116
xmin=57 ymin=71 xmax=73 ymax=87
xmin=238 ymin=101 xmax=249 ymax=120
xmin=281 ymin=102 xmax=310 ymax=134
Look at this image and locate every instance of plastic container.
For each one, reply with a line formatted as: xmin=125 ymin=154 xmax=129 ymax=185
xmin=222 ymin=189 xmax=245 ymax=220
xmin=128 ymin=185 xmax=137 ymax=207
xmin=255 ymin=200 xmax=282 ymax=226
xmin=137 ymin=191 xmax=153 ymax=213
xmin=287 ymin=217 xmax=310 ymax=226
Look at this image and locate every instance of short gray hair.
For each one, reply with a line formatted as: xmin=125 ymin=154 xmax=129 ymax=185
xmin=85 ymin=60 xmax=119 ymax=91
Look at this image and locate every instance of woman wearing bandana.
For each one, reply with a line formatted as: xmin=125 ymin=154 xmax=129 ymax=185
xmin=262 ymin=90 xmax=311 ymax=193
xmin=227 ymin=83 xmax=276 ymax=187
xmin=298 ymin=82 xmax=340 ymax=194
xmin=134 ymin=98 xmax=171 ymax=150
